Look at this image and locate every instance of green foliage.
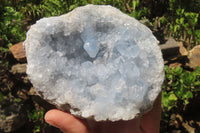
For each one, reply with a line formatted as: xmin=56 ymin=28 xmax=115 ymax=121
xmin=162 ymin=66 xmax=200 ymax=111
xmin=195 ymin=30 xmax=200 ymax=44
xmin=21 ymin=0 xmax=73 ymax=19
xmin=28 ymin=109 xmax=44 ymax=122
xmin=121 ymin=0 xmax=150 ymax=19
xmin=130 ymin=7 xmax=149 ymax=19
xmin=28 ymin=109 xmax=47 ymax=133
xmin=162 ymin=91 xmax=177 ymax=111
xmin=0 ymin=6 xmax=25 ymax=50
xmin=13 ymin=98 xmax=22 ymax=103
xmin=60 ymin=0 xmax=149 ymax=19
xmin=161 ymin=65 xmax=200 ymax=131
xmin=163 ymin=0 xmax=200 ymax=49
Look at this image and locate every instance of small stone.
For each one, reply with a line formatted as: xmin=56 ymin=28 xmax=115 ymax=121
xmin=178 ymin=42 xmax=188 ymax=56
xmin=176 ymin=114 xmax=183 ymax=122
xmin=17 ymin=90 xmax=29 ymax=100
xmin=182 ymin=121 xmax=195 ymax=133
xmin=10 ymin=42 xmax=26 ymax=62
xmin=24 ymin=5 xmax=164 ymax=121
xmin=169 ymin=62 xmax=182 ymax=69
xmin=10 ymin=63 xmax=27 ymax=74
xmin=188 ymin=45 xmax=200 ymax=69
xmin=28 ymin=87 xmax=37 ymax=96
xmin=159 ymin=37 xmax=180 ymax=59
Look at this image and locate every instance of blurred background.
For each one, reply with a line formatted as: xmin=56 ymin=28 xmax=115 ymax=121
xmin=0 ymin=0 xmax=200 ymax=132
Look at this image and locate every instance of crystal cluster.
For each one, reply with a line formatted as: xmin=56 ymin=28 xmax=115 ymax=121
xmin=24 ymin=5 xmax=164 ymax=121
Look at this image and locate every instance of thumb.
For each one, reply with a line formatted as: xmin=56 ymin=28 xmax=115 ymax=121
xmin=45 ymin=109 xmax=89 ymax=133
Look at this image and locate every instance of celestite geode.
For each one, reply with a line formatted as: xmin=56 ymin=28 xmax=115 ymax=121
xmin=24 ymin=5 xmax=164 ymax=121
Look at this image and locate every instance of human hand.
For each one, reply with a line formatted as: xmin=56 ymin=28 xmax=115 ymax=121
xmin=45 ymin=93 xmax=161 ymax=133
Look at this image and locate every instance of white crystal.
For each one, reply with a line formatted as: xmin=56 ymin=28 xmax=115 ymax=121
xmin=83 ymin=37 xmax=99 ymax=58
xmin=24 ymin=5 xmax=164 ymax=121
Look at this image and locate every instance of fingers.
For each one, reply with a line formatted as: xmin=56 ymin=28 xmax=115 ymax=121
xmin=44 ymin=94 xmax=162 ymax=133
xmin=140 ymin=93 xmax=162 ymax=133
xmin=45 ymin=109 xmax=89 ymax=133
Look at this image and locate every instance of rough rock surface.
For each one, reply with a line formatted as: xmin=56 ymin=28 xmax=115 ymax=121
xmin=24 ymin=5 xmax=164 ymax=121
xmin=10 ymin=63 xmax=27 ymax=74
xmin=159 ymin=37 xmax=180 ymax=59
xmin=10 ymin=42 xmax=26 ymax=62
xmin=179 ymin=42 xmax=188 ymax=56
xmin=188 ymin=45 xmax=200 ymax=69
